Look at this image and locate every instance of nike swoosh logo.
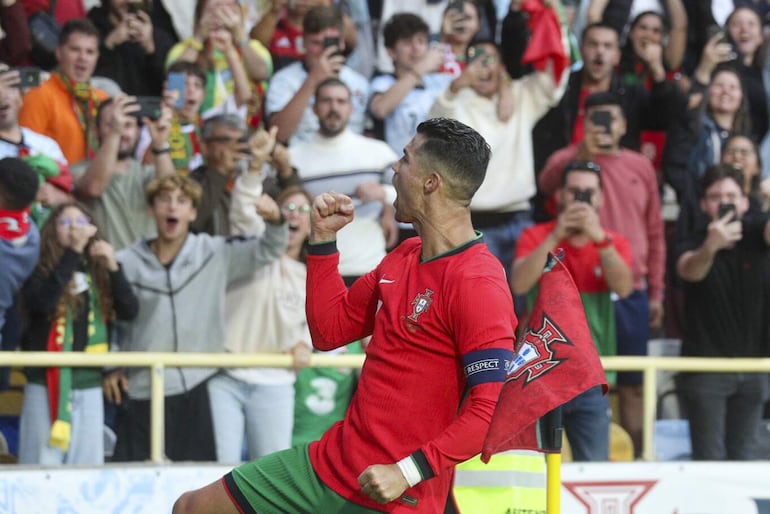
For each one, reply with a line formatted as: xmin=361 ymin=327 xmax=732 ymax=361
xmin=379 ymin=278 xmax=395 ymax=284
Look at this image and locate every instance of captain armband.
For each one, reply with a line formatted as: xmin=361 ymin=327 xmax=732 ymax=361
xmin=462 ymin=348 xmax=513 ymax=387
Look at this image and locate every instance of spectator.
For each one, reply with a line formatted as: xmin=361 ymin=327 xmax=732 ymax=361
xmin=0 ymin=66 xmax=71 ymax=213
xmin=436 ymin=0 xmax=482 ymax=77
xmin=373 ymin=0 xmax=449 ymax=74
xmin=618 ymin=5 xmax=688 ymax=176
xmin=722 ymin=6 xmax=768 ymax=142
xmin=211 ymin=184 xmax=313 ymax=463
xmin=429 ymin=29 xmax=569 ymax=274
xmin=0 ymin=157 xmax=40 ymax=353
xmin=676 ymin=163 xmax=770 ymax=460
xmin=19 ymin=18 xmax=109 ymax=165
xmin=722 ymin=134 xmax=769 ymax=209
xmin=18 ymin=202 xmax=137 ymax=465
xmin=105 ymin=174 xmax=287 ymax=462
xmin=135 ymin=61 xmax=207 ymax=174
xmin=528 ymin=22 xmax=682 ymax=191
xmin=369 ymin=13 xmax=452 ymax=157
xmin=73 ymin=95 xmax=175 ymax=250
xmin=88 ymin=0 xmax=175 ymax=96
xmin=290 ymin=78 xmax=397 ymax=281
xmin=665 ymin=65 xmax=751 ymax=234
xmin=265 ymin=4 xmax=369 ymax=146
xmin=165 ymin=0 xmax=271 ymax=122
xmin=0 ymin=0 xmax=31 ymax=66
xmin=251 ymin=0 xmax=358 ymax=74
xmin=538 ymin=92 xmax=666 ymax=458
xmin=512 ymin=160 xmax=633 ymax=461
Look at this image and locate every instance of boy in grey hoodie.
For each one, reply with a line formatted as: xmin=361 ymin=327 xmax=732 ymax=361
xmin=105 ymin=174 xmax=287 ymax=462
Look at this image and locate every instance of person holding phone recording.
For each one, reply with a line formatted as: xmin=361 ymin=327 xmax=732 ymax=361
xmin=17 ymin=202 xmax=138 ymax=465
xmin=539 ymin=91 xmax=666 ymax=459
xmin=513 ymin=160 xmax=633 ymax=461
xmin=676 ymin=163 xmax=770 ymax=460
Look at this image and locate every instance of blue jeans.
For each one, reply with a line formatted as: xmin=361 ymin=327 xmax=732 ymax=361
xmin=207 ymin=372 xmax=295 ymax=463
xmin=678 ymin=372 xmax=770 ymax=460
xmin=563 ymin=386 xmax=610 ymax=461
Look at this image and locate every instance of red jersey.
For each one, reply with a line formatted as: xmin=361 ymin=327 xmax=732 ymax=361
xmin=269 ymin=18 xmax=304 ymax=72
xmin=306 ymin=236 xmax=517 ymax=513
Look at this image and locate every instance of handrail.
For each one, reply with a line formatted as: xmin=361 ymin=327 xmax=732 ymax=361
xmin=4 ymin=353 xmax=770 ymax=463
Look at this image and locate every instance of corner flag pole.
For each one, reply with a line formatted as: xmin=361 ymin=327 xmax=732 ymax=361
xmin=541 ymin=406 xmax=563 ymax=514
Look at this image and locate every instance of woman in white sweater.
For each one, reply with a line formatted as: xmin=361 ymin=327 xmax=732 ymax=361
xmin=209 ymin=180 xmax=313 ymax=463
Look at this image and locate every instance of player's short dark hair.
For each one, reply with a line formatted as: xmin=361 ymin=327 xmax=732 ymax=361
xmin=167 ymin=61 xmax=207 ymax=87
xmin=415 ymin=118 xmax=490 ymax=205
xmin=0 ymin=157 xmax=39 ymax=211
xmin=700 ymin=163 xmax=745 ymax=196
xmin=59 ymin=18 xmax=99 ymax=46
xmin=383 ymin=13 xmax=430 ymax=49
xmin=303 ymin=5 xmax=344 ymax=36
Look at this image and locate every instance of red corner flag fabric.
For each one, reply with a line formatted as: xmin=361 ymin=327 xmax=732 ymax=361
xmin=481 ymin=253 xmax=607 ymax=461
xmin=521 ymin=0 xmax=570 ymax=83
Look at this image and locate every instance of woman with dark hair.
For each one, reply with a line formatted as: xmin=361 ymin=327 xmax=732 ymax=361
xmin=210 ymin=174 xmax=313 ymax=463
xmin=17 ymin=202 xmax=137 ymax=465
xmin=721 ymin=5 xmax=768 ymax=142
xmin=165 ymin=0 xmax=271 ymax=127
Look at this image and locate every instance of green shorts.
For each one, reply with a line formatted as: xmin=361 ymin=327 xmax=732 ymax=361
xmin=223 ymin=443 xmax=384 ymax=514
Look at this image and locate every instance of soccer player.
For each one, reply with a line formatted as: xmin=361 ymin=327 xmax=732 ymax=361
xmin=173 ymin=117 xmax=517 ymax=513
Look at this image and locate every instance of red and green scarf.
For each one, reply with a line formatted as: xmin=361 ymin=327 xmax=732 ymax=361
xmin=168 ymin=116 xmax=203 ymax=175
xmin=46 ymin=272 xmax=108 ymax=452
xmin=53 ymin=70 xmax=101 ymax=160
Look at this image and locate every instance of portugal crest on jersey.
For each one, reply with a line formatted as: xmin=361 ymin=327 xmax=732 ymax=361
xmin=506 ymin=314 xmax=568 ymax=385
xmin=408 ymin=288 xmax=434 ymax=323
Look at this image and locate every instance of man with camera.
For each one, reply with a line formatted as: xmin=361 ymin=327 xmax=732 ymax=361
xmin=265 ymin=4 xmax=369 ymax=146
xmin=675 ymin=164 xmax=770 ymax=460
xmin=73 ymin=94 xmax=174 ymax=250
xmin=539 ymin=91 xmax=666 ymax=458
xmin=512 ymin=160 xmax=633 ymax=461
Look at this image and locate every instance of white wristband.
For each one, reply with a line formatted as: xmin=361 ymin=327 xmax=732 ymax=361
xmin=396 ymin=456 xmax=423 ymax=488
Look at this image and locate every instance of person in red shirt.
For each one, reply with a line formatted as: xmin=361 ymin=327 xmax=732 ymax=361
xmin=513 ymin=160 xmax=633 ymax=461
xmin=173 ymin=117 xmax=517 ymax=514
xmin=539 ymin=91 xmax=666 ymax=459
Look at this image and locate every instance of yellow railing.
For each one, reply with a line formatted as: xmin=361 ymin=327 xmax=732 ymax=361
xmin=3 ymin=353 xmax=770 ymax=463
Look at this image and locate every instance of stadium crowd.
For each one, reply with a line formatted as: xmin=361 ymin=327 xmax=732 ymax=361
xmin=0 ymin=0 xmax=769 ymax=471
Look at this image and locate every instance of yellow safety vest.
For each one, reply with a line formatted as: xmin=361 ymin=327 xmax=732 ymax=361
xmin=454 ymin=450 xmax=546 ymax=514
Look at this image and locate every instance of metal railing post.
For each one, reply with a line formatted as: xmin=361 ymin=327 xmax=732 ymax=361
xmin=150 ymin=363 xmax=165 ymax=463
xmin=641 ymin=365 xmax=657 ymax=461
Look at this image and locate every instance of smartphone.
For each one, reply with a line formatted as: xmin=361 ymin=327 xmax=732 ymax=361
xmin=134 ymin=96 xmax=162 ymax=121
xmin=589 ymin=109 xmax=612 ymax=134
xmin=573 ymin=190 xmax=593 ymax=204
xmin=166 ymin=72 xmax=186 ymax=110
xmin=718 ymin=202 xmax=736 ymax=219
xmin=14 ymin=67 xmax=41 ymax=89
xmin=323 ymin=36 xmax=342 ymax=56
xmin=126 ymin=2 xmax=148 ymax=14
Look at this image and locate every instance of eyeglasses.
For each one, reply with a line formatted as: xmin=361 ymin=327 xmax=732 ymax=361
xmin=564 ymin=161 xmax=601 ymax=173
xmin=281 ymin=203 xmax=311 ymax=214
xmin=57 ymin=216 xmax=90 ymax=228
xmin=205 ymin=134 xmax=248 ymax=144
